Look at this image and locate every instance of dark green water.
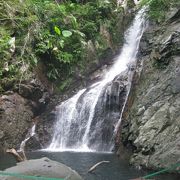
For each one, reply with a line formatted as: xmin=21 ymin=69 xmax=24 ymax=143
xmin=0 ymin=151 xmax=179 ymax=180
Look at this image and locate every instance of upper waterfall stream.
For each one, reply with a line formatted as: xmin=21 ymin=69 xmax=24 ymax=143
xmin=47 ymin=9 xmax=146 ymax=152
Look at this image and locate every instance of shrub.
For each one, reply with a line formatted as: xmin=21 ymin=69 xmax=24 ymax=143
xmin=140 ymin=0 xmax=180 ymax=23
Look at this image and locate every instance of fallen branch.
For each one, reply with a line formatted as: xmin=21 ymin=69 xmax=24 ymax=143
xmin=21 ymin=149 xmax=27 ymax=161
xmin=88 ymin=161 xmax=110 ymax=173
xmin=6 ymin=148 xmax=26 ymax=162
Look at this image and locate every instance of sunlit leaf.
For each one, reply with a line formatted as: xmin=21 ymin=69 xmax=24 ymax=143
xmin=59 ymin=40 xmax=65 ymax=48
xmin=54 ymin=26 xmax=61 ymax=35
xmin=62 ymin=30 xmax=72 ymax=37
xmin=58 ymin=5 xmax=66 ymax=15
xmin=70 ymin=15 xmax=78 ymax=29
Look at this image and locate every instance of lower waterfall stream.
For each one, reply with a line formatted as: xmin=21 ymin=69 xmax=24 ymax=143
xmin=47 ymin=8 xmax=146 ymax=152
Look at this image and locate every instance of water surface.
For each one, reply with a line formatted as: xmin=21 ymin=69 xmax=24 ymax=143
xmin=0 ymin=151 xmax=179 ymax=180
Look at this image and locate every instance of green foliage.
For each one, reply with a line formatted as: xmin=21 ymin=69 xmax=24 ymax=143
xmin=153 ymin=57 xmax=171 ymax=69
xmin=0 ymin=28 xmax=11 ymax=64
xmin=0 ymin=0 xmax=119 ymax=89
xmin=58 ymin=77 xmax=73 ymax=92
xmin=32 ymin=0 xmax=118 ymax=81
xmin=140 ymin=0 xmax=180 ymax=23
xmin=0 ymin=0 xmax=42 ymax=84
xmin=0 ymin=27 xmax=22 ymax=82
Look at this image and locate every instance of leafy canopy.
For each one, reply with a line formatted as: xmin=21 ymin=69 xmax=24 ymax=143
xmin=0 ymin=0 xmax=118 ymax=91
xmin=140 ymin=0 xmax=180 ymax=22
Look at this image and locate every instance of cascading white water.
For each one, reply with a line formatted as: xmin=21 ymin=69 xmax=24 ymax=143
xmin=47 ymin=8 xmax=146 ymax=152
xmin=49 ymin=89 xmax=86 ymax=150
xmin=19 ymin=123 xmax=36 ymax=152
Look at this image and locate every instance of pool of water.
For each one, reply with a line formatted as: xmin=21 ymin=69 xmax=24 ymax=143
xmin=0 ymin=151 xmax=179 ymax=180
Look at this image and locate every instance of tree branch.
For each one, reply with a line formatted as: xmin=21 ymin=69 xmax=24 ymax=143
xmin=88 ymin=161 xmax=110 ymax=173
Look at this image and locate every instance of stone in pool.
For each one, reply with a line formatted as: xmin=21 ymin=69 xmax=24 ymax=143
xmin=0 ymin=157 xmax=83 ymax=180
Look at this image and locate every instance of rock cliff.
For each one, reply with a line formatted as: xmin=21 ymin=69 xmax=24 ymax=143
xmin=0 ymin=81 xmax=50 ymax=152
xmin=118 ymin=8 xmax=180 ymax=170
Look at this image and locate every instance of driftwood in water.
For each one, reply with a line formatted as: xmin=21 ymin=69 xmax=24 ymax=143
xmin=6 ymin=148 xmax=27 ymax=162
xmin=88 ymin=161 xmax=110 ymax=173
xmin=21 ymin=148 xmax=27 ymax=160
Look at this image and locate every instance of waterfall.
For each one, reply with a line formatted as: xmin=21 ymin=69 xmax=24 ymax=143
xmin=47 ymin=9 xmax=146 ymax=152
xmin=19 ymin=123 xmax=36 ymax=152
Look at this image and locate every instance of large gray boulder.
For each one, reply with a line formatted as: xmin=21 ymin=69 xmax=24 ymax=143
xmin=0 ymin=157 xmax=83 ymax=180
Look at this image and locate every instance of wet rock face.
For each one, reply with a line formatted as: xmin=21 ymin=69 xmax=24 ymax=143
xmin=0 ymin=93 xmax=33 ymax=151
xmin=88 ymin=73 xmax=129 ymax=151
xmin=0 ymin=81 xmax=50 ymax=152
xmin=25 ymin=136 xmax=42 ymax=150
xmin=119 ymin=8 xmax=180 ymax=170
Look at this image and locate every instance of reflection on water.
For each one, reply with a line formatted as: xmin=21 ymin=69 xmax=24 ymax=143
xmin=0 ymin=151 xmax=179 ymax=180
